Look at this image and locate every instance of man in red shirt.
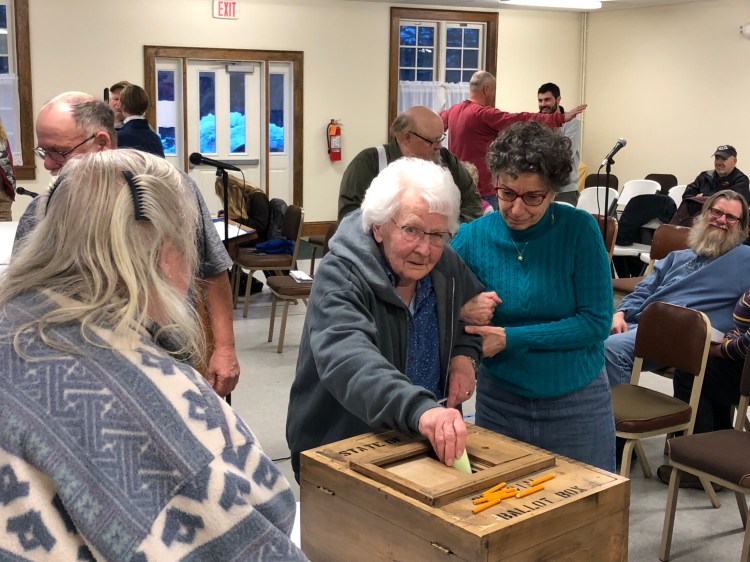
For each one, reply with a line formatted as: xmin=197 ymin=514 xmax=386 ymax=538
xmin=440 ymin=71 xmax=586 ymax=210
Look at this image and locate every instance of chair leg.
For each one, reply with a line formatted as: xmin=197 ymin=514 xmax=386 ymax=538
xmin=635 ymin=440 xmax=652 ymax=478
xmin=736 ymin=491 xmax=749 ymax=528
xmin=699 ymin=477 xmax=720 ymax=509
xmin=278 ymin=300 xmax=291 ymax=353
xmin=659 ymin=467 xmax=683 ymax=561
xmin=310 ymin=246 xmax=319 ymax=276
xmin=242 ymin=270 xmax=255 ymax=318
xmin=742 ymin=523 xmax=750 ymax=562
xmin=268 ymin=294 xmax=278 ymax=343
xmin=619 ymin=439 xmax=636 ymax=478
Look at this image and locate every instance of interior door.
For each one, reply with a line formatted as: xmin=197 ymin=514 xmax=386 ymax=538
xmin=186 ymin=60 xmax=263 ymax=215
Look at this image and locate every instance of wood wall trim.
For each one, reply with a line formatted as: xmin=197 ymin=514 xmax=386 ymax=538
xmin=14 ymin=0 xmax=34 ymax=180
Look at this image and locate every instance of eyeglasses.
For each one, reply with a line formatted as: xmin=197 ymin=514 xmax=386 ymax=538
xmin=708 ymin=207 xmax=741 ymax=225
xmin=408 ymin=130 xmax=445 ymax=147
xmin=496 ymin=187 xmax=550 ymax=207
xmin=34 ymin=134 xmax=96 ymax=163
xmin=391 ymin=219 xmax=452 ymax=247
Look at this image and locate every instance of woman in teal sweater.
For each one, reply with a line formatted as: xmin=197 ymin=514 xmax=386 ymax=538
xmin=452 ymin=121 xmax=615 ymax=471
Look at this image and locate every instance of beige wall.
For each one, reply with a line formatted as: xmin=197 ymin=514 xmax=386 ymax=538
xmin=584 ymin=0 xmax=750 ymax=186
xmin=18 ymin=0 xmax=584 ymax=222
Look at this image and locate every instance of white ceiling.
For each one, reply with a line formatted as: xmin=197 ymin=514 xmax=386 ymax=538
xmin=343 ymin=0 xmax=712 ymax=11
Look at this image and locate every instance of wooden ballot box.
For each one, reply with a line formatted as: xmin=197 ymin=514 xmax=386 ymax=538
xmin=300 ymin=424 xmax=629 ymax=561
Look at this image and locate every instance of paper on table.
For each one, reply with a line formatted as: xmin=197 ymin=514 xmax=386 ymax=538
xmin=213 ymin=219 xmax=251 ymax=241
xmin=711 ymin=327 xmax=724 ymax=344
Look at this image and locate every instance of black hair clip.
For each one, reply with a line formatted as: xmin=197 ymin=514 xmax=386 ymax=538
xmin=122 ymin=170 xmax=147 ymax=221
xmin=44 ymin=175 xmax=64 ymax=215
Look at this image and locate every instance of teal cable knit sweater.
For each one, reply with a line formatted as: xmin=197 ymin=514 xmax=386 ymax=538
xmin=452 ymin=203 xmax=613 ymax=398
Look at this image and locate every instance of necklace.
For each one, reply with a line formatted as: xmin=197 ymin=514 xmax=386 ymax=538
xmin=511 ymin=239 xmax=529 ymax=262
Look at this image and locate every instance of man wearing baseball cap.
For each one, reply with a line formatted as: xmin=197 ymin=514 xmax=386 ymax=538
xmin=683 ymin=144 xmax=750 ymax=203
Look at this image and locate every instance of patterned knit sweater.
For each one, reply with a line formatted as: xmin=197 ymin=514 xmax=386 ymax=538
xmin=452 ymin=204 xmax=613 ymax=398
xmin=0 ymin=291 xmax=307 ymax=561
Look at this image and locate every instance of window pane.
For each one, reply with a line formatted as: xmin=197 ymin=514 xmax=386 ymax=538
xmin=229 ymin=72 xmax=245 ymax=153
xmin=198 ymin=72 xmax=216 ymax=154
xmin=400 ymin=69 xmax=415 ymax=81
xmin=462 ymin=70 xmax=474 ymax=82
xmin=445 ymin=70 xmax=461 ymax=83
xmin=0 ymin=34 xmax=7 ymax=57
xmin=399 ymin=47 xmax=415 ymax=68
xmin=0 ymin=6 xmax=6 ymax=29
xmin=446 ymin=49 xmax=461 ymax=69
xmin=464 ymin=28 xmax=479 ymax=48
xmin=158 ymin=70 xmax=175 ymax=101
xmin=417 ymin=48 xmax=433 ymax=69
xmin=269 ymin=73 xmax=284 ymax=153
xmin=157 ymin=70 xmax=176 ymax=155
xmin=463 ymin=49 xmax=478 ymax=69
xmin=400 ymin=25 xmax=416 ymax=46
xmin=446 ymin=27 xmax=462 ymax=48
xmin=418 ymin=26 xmax=434 ymax=46
xmin=416 ymin=69 xmax=433 ymax=81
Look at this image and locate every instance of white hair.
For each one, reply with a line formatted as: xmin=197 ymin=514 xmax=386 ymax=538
xmin=361 ymin=157 xmax=461 ymax=234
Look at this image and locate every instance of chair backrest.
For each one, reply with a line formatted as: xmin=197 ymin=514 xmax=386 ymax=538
xmin=577 ymin=186 xmax=618 ymax=215
xmin=322 ymin=223 xmax=338 ymax=255
xmin=649 ymin=223 xmax=691 ymax=261
xmin=645 ymin=173 xmax=679 ymax=195
xmin=593 ymin=214 xmax=618 ymax=259
xmin=585 ymin=173 xmax=618 ymax=191
xmin=668 ymin=184 xmax=687 ymax=208
xmin=734 ymin=352 xmax=750 ymax=431
xmin=617 ymin=179 xmax=661 ymax=209
xmin=632 ymin=302 xmax=710 ymax=382
xmin=282 ymin=205 xmax=305 ymax=265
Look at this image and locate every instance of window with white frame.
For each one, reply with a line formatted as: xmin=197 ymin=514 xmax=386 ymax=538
xmin=389 ymin=8 xmax=497 ymax=125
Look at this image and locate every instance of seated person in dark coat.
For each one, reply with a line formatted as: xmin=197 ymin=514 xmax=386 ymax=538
xmin=116 ymin=83 xmax=165 ymax=158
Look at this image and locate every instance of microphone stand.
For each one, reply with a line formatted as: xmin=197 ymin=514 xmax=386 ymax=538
xmin=217 ymin=168 xmax=230 ymax=245
xmin=598 ymin=158 xmax=616 ymax=249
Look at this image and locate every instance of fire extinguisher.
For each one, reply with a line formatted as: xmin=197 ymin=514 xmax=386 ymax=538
xmin=327 ymin=119 xmax=341 ymax=161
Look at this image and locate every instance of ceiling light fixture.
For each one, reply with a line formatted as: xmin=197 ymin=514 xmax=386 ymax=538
xmin=499 ymin=0 xmax=602 ymax=9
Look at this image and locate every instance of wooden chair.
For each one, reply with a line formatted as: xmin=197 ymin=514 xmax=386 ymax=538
xmin=267 ymin=223 xmax=337 ymax=353
xmin=646 ymin=173 xmax=679 ymax=195
xmin=585 ymin=172 xmax=619 ymax=191
xmin=612 ymin=224 xmax=691 ymax=297
xmin=660 ymin=352 xmax=750 ymax=561
xmin=612 ymin=302 xmax=711 ymax=479
xmin=232 ymin=205 xmax=304 ymax=318
xmin=594 ymin=214 xmax=618 ymax=260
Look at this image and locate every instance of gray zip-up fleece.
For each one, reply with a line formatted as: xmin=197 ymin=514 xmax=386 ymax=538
xmin=286 ymin=210 xmax=483 ymax=477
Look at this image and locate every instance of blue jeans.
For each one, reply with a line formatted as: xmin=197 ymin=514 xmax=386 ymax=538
xmin=475 ymin=367 xmax=616 ymax=472
xmin=605 ymin=323 xmax=664 ymax=387
xmin=482 ymin=194 xmax=498 ymax=211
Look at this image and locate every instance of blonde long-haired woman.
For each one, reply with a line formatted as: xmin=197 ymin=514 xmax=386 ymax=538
xmin=0 ymin=150 xmax=306 ymax=560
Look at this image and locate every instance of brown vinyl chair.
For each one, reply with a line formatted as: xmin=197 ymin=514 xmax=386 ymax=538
xmin=307 ymin=232 xmax=328 ymax=276
xmin=613 ymin=302 xmax=711 ymax=479
xmin=612 ymin=224 xmax=691 ymax=297
xmin=267 ymin=223 xmax=338 ymax=353
xmin=594 ymin=214 xmax=618 ymax=260
xmin=232 ymin=205 xmax=305 ymax=318
xmin=646 ymin=173 xmax=679 ymax=195
xmin=584 ymin=172 xmax=619 ymax=191
xmin=659 ymin=352 xmax=750 ymax=561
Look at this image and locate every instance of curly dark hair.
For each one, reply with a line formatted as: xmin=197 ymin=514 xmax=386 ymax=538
xmin=486 ymin=121 xmax=573 ymax=192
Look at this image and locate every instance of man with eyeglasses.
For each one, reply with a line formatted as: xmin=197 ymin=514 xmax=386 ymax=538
xmin=288 ymin=157 xmax=484 ymax=482
xmin=606 ymin=189 xmax=750 ymax=388
xmin=337 ymin=105 xmax=482 ymax=224
xmin=440 ymin=71 xmax=586 ymax=210
xmin=14 ymin=91 xmax=241 ymax=398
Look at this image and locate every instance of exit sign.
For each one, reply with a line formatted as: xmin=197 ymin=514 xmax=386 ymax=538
xmin=213 ymin=0 xmax=237 ymax=19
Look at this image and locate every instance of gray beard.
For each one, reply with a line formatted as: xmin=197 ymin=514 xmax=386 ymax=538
xmin=688 ymin=216 xmax=743 ymax=258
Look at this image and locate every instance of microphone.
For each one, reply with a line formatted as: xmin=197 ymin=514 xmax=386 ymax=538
xmin=16 ymin=187 xmax=38 ymax=198
xmin=601 ymin=138 xmax=627 ymax=167
xmin=189 ymin=152 xmax=241 ymax=172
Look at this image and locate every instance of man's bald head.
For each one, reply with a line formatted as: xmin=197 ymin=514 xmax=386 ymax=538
xmin=390 ymin=105 xmax=444 ymax=162
xmin=36 ymin=91 xmax=116 ymax=173
xmin=468 ymin=70 xmax=497 ymax=107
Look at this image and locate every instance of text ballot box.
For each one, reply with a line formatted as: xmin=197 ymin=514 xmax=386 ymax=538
xmin=300 ymin=424 xmax=629 ymax=561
